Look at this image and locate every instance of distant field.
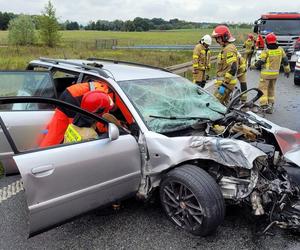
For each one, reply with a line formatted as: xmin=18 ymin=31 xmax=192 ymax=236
xmin=0 ymin=28 xmax=250 ymax=46
xmin=0 ymin=28 xmax=250 ymax=70
xmin=0 ymin=46 xmax=192 ymax=69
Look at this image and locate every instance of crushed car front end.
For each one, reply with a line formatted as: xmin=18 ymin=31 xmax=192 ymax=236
xmin=118 ymin=76 xmax=300 ymax=233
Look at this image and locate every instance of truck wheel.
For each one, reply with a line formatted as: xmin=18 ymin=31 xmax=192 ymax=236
xmin=160 ymin=165 xmax=225 ymax=236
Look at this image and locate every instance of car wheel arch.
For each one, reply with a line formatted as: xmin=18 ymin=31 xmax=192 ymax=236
xmin=159 ymin=163 xmax=225 ymax=236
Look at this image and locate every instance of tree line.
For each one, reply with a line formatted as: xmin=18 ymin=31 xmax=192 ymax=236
xmin=0 ymin=11 xmax=252 ymax=32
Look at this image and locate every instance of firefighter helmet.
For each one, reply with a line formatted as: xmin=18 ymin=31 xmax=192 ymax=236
xmin=212 ymin=25 xmax=235 ymax=42
xmin=265 ymin=33 xmax=277 ymax=44
xmin=201 ymin=34 xmax=212 ymax=46
xmin=248 ymin=33 xmax=254 ymax=40
xmin=81 ymin=90 xmax=112 ymax=115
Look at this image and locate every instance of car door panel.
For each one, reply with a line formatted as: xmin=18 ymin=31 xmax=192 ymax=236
xmin=0 ymin=111 xmax=54 ymax=152
xmin=0 ymin=71 xmax=56 ymax=173
xmin=0 ymin=111 xmax=54 ymax=174
xmin=0 ymin=111 xmax=53 ymax=168
xmin=13 ymin=134 xmax=141 ymax=236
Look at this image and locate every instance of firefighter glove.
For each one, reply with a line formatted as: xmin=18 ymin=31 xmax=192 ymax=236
xmin=218 ymin=85 xmax=226 ymax=96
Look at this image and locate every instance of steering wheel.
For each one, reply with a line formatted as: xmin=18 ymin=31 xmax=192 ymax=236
xmin=226 ymin=88 xmax=263 ymax=113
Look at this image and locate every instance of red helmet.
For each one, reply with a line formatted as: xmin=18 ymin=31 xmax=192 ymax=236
xmin=248 ymin=33 xmax=254 ymax=40
xmin=265 ymin=33 xmax=277 ymax=44
xmin=212 ymin=25 xmax=235 ymax=42
xmin=81 ymin=90 xmax=112 ymax=115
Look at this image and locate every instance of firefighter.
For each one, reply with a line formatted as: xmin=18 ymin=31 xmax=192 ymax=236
xmin=237 ymin=52 xmax=248 ymax=103
xmin=39 ymin=81 xmax=114 ymax=147
xmin=64 ymin=91 xmax=112 ymax=143
xmin=252 ymin=33 xmax=290 ymax=114
xmin=255 ymin=34 xmax=265 ymax=50
xmin=192 ymin=34 xmax=212 ymax=88
xmin=211 ymin=25 xmax=238 ymax=105
xmin=243 ymin=34 xmax=255 ymax=68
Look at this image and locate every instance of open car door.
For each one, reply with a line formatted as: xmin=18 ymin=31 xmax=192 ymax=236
xmin=0 ymin=97 xmax=141 ymax=237
xmin=0 ymin=71 xmax=56 ymax=174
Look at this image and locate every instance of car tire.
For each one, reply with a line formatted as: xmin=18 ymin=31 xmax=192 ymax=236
xmin=160 ymin=164 xmax=225 ymax=236
xmin=294 ymin=77 xmax=300 ymax=86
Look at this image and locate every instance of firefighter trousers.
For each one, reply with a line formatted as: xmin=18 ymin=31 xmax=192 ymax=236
xmin=193 ymin=70 xmax=206 ymax=83
xmin=244 ymin=52 xmax=253 ymax=67
xmin=237 ymin=73 xmax=247 ymax=102
xmin=258 ymin=77 xmax=277 ymax=106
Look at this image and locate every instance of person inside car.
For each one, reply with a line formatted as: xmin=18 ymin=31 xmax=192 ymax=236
xmin=64 ymin=90 xmax=113 ymax=143
xmin=39 ymin=80 xmax=114 ymax=147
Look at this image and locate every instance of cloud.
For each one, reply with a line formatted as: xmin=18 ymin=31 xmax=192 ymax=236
xmin=0 ymin=0 xmax=299 ymax=23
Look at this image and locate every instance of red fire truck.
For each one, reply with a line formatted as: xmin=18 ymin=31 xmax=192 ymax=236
xmin=253 ymin=12 xmax=300 ymax=70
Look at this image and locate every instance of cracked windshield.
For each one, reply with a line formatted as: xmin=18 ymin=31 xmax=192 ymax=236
xmin=119 ymin=77 xmax=226 ymax=133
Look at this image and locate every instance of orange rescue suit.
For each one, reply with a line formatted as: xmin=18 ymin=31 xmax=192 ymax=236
xmin=39 ymin=81 xmax=109 ymax=148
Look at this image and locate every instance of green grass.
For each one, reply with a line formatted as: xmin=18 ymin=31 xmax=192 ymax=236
xmin=0 ymin=46 xmax=193 ymax=69
xmin=0 ymin=28 xmax=250 ymax=70
xmin=61 ymin=28 xmax=250 ymax=45
xmin=0 ymin=28 xmax=251 ymax=46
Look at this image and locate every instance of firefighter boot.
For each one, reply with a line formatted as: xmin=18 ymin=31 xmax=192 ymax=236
xmin=266 ymin=103 xmax=274 ymax=114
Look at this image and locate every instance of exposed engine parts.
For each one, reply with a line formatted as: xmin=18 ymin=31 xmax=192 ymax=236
xmin=206 ymin=137 xmax=300 ymax=234
xmin=250 ymin=191 xmax=264 ymax=215
xmin=229 ymin=122 xmax=261 ymax=141
xmin=158 ymin=103 xmax=300 ymax=234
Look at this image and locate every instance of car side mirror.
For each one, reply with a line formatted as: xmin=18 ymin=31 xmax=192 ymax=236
xmin=108 ymin=123 xmax=119 ymax=141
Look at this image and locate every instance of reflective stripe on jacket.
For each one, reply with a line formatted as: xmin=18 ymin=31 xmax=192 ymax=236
xmin=216 ymin=43 xmax=238 ymax=83
xmin=243 ymin=39 xmax=255 ymax=53
xmin=237 ymin=53 xmax=246 ymax=77
xmin=64 ymin=124 xmax=98 ymax=143
xmin=260 ymin=47 xmax=290 ymax=78
xmin=192 ymin=43 xmax=211 ymax=70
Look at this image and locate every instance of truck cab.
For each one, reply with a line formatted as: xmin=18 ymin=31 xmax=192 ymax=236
xmin=254 ymin=12 xmax=300 ymax=69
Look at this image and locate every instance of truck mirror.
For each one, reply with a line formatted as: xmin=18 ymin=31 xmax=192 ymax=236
xmin=253 ymin=25 xmax=258 ymax=34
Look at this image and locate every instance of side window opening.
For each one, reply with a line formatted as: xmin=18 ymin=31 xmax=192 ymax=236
xmin=0 ymin=101 xmax=110 ymax=154
xmin=51 ymin=69 xmax=80 ymax=98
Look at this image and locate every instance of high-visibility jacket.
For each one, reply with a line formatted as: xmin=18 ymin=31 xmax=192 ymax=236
xmin=64 ymin=124 xmax=98 ymax=143
xmin=192 ymin=43 xmax=211 ymax=71
xmin=237 ymin=52 xmax=247 ymax=77
xmin=39 ymin=81 xmax=109 ymax=148
xmin=258 ymin=47 xmax=290 ymax=79
xmin=216 ymin=43 xmax=238 ymax=85
xmin=243 ymin=39 xmax=255 ymax=54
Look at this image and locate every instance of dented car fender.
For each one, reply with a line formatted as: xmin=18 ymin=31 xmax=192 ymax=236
xmin=137 ymin=131 xmax=267 ymax=198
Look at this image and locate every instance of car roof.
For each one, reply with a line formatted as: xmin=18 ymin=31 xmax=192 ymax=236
xmin=29 ymin=59 xmax=177 ymax=82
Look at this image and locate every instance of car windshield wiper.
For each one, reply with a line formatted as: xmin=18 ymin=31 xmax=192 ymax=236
xmin=149 ymin=115 xmax=211 ymax=121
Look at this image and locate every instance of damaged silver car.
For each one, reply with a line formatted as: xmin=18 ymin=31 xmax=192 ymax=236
xmin=0 ymin=58 xmax=300 ymax=237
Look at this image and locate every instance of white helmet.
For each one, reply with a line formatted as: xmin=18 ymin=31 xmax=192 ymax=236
xmin=201 ymin=34 xmax=212 ymax=46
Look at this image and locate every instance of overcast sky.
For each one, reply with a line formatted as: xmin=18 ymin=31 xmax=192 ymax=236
xmin=0 ymin=0 xmax=299 ymax=24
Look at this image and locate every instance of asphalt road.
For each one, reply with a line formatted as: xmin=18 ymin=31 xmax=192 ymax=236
xmin=0 ymin=70 xmax=300 ymax=250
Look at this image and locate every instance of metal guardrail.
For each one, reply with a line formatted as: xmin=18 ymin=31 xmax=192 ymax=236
xmin=165 ymin=49 xmax=246 ymax=75
xmin=113 ymin=44 xmax=243 ymax=51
